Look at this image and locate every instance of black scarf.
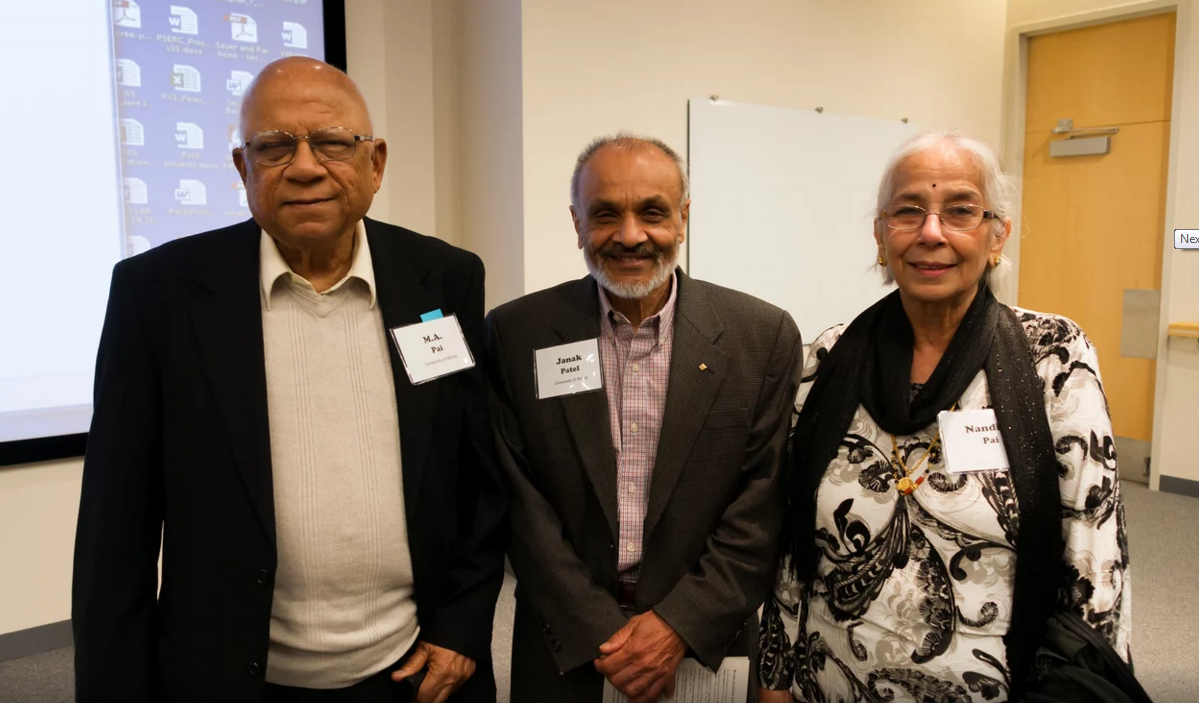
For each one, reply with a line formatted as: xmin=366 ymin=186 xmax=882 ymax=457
xmin=786 ymin=285 xmax=1064 ymax=698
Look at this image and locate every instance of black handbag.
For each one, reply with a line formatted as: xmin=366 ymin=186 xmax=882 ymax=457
xmin=1023 ymin=610 xmax=1153 ymax=703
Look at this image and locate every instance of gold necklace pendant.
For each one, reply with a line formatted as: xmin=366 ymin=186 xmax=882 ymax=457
xmin=890 ymin=410 xmax=955 ymax=497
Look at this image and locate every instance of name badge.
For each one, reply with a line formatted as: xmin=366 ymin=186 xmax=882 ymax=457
xmin=938 ymin=408 xmax=1010 ymax=474
xmin=534 ymin=339 xmax=603 ymax=399
xmin=389 ymin=314 xmax=476 ymax=385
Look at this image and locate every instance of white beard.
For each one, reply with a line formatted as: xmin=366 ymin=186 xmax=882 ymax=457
xmin=585 ymin=243 xmax=679 ymax=301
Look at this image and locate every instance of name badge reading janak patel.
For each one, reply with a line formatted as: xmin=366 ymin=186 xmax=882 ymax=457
xmin=389 ymin=314 xmax=476 ymax=385
xmin=937 ymin=408 xmax=1011 ymax=474
xmin=534 ymin=339 xmax=603 ymax=399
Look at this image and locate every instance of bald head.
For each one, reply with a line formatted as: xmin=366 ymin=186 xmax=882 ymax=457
xmin=571 ymin=133 xmax=689 ymax=211
xmin=232 ymin=56 xmax=387 ymax=265
xmin=239 ymin=57 xmax=373 ymax=137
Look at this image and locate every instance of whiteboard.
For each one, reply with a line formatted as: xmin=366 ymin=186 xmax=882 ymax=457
xmin=687 ymin=99 xmax=918 ymax=341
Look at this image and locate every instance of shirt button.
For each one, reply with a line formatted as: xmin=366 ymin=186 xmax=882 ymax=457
xmin=630 ymin=422 xmax=639 ymax=434
xmin=247 ymin=661 xmax=262 ymax=677
xmin=631 ymin=363 xmax=640 ymax=373
xmin=627 ymin=543 xmax=636 ymax=553
xmin=628 ymin=484 xmax=637 ymax=494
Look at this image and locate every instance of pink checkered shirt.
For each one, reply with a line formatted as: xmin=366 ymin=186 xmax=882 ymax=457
xmin=597 ymin=274 xmax=678 ymax=579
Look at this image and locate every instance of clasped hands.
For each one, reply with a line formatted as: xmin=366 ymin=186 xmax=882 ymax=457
xmin=594 ymin=611 xmax=687 ymax=703
xmin=391 ymin=640 xmax=476 ymax=703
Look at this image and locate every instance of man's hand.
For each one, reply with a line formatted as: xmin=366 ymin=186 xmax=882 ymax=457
xmin=593 ymin=611 xmax=686 ymax=703
xmin=391 ymin=641 xmax=477 ymax=703
xmin=758 ymin=688 xmax=795 ymax=703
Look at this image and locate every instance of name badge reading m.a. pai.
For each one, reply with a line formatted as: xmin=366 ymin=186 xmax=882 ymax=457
xmin=938 ymin=408 xmax=1011 ymax=474
xmin=389 ymin=314 xmax=476 ymax=385
xmin=534 ymin=338 xmax=603 ymax=399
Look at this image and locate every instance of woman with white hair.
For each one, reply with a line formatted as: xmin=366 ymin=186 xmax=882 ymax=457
xmin=756 ymin=130 xmax=1132 ymax=702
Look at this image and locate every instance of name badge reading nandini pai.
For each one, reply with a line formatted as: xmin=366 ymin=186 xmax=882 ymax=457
xmin=389 ymin=314 xmax=476 ymax=385
xmin=534 ymin=339 xmax=603 ymax=399
xmin=937 ymin=408 xmax=1011 ymax=474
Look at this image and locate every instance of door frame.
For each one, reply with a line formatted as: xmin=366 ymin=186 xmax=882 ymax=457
xmin=999 ymin=0 xmax=1192 ymax=490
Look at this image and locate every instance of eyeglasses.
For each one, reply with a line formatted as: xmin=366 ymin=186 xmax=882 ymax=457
xmin=881 ymin=204 xmax=997 ymax=232
xmin=240 ymin=126 xmax=374 ymax=166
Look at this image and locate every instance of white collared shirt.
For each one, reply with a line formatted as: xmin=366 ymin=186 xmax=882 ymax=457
xmin=259 ymin=220 xmax=378 ymax=311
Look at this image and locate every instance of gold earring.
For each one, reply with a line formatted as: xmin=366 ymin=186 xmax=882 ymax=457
xmin=992 ymin=255 xmax=1001 ymax=267
xmin=877 ymin=255 xmax=886 ymax=267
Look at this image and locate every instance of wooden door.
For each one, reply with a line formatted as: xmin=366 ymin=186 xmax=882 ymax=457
xmin=1019 ymin=12 xmax=1175 ymax=482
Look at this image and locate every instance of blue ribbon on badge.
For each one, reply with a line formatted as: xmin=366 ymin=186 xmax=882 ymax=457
xmin=420 ymin=309 xmax=444 ymax=322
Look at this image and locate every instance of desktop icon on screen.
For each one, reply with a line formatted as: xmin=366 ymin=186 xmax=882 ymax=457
xmin=169 ymin=6 xmax=199 ymax=35
xmin=175 ymin=179 xmax=208 ymax=206
xmin=236 ymin=182 xmax=248 ymax=208
xmin=113 ymin=0 xmax=142 ymax=28
xmin=120 ymin=119 xmax=145 ymax=147
xmin=226 ymin=70 xmax=254 ymax=97
xmin=123 ymin=178 xmax=149 ymax=205
xmin=172 ymin=65 xmax=202 ymax=92
xmin=229 ymin=13 xmax=258 ymax=43
xmin=175 ymin=123 xmax=204 ymax=150
xmin=115 ymin=58 xmax=142 ymax=87
xmin=228 ymin=125 xmax=242 ymax=153
xmin=127 ymin=236 xmax=153 ymax=257
xmin=282 ymin=21 xmax=308 ymax=49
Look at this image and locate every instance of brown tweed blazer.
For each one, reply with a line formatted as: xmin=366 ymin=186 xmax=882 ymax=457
xmin=486 ymin=270 xmax=803 ymax=681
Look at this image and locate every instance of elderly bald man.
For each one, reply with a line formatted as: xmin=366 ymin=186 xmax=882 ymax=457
xmin=72 ymin=57 xmax=505 ymax=703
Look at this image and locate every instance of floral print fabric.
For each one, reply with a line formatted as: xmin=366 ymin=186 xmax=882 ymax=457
xmin=758 ymin=309 xmax=1132 ymax=702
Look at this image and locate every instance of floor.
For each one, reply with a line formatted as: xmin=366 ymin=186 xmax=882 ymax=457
xmin=1 ymin=482 xmax=1194 ymax=703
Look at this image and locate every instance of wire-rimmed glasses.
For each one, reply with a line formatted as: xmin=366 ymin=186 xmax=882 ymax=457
xmin=240 ymin=126 xmax=374 ymax=166
xmin=881 ymin=204 xmax=997 ymax=232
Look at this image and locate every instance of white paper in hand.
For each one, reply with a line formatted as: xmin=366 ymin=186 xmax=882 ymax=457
xmin=602 ymin=657 xmax=749 ymax=703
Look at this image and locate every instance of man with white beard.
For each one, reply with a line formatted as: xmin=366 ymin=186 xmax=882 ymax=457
xmin=485 ymin=134 xmax=804 ymax=703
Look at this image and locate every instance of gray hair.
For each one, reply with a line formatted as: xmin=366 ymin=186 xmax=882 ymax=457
xmin=570 ymin=132 xmax=690 ymax=212
xmin=874 ymin=129 xmax=1016 ymax=285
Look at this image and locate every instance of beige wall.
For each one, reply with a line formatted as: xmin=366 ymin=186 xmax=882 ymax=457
xmin=346 ymin=0 xmax=442 ymax=240
xmin=432 ymin=1 xmax=463 ymax=251
xmin=350 ymin=0 xmax=1014 ymax=305
xmin=518 ymin=0 xmax=1009 ymax=297
xmin=1002 ymin=0 xmax=1199 ymax=487
xmin=347 ymin=0 xmax=516 ymax=294
xmin=0 ymin=458 xmax=82 ymax=634
xmin=458 ymin=0 xmax=526 ymax=308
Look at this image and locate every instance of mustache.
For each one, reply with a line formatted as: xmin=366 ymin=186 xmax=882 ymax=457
xmin=595 ymin=241 xmax=664 ymax=259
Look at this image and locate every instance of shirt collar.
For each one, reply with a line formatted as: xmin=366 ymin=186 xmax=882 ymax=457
xmin=597 ymin=271 xmax=679 ymax=344
xmin=259 ymin=221 xmax=377 ymax=310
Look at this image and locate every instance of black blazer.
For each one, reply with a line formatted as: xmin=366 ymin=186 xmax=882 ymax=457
xmin=487 ymin=272 xmax=802 ymax=697
xmin=72 ymin=218 xmax=506 ymax=703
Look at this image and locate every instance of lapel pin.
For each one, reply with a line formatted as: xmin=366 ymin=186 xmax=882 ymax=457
xmin=698 ymin=363 xmax=708 ymax=371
